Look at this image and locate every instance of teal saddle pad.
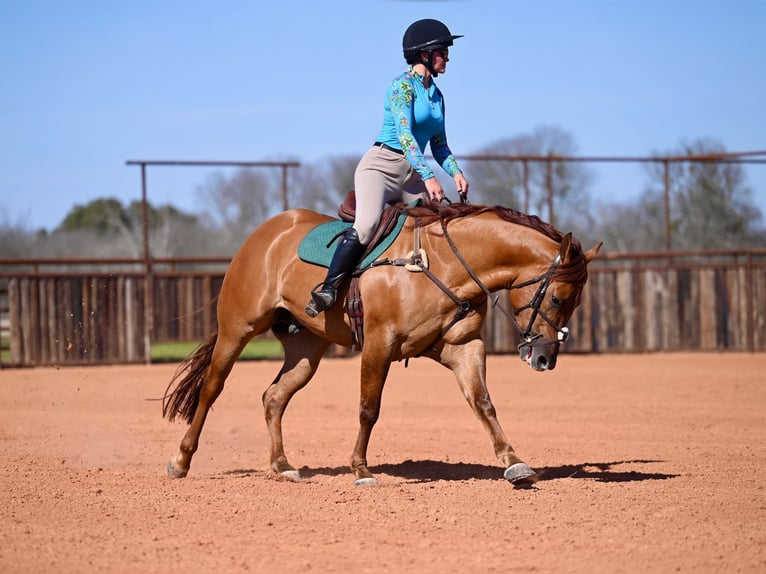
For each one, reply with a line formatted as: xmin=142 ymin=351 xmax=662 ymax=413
xmin=298 ymin=213 xmax=407 ymax=269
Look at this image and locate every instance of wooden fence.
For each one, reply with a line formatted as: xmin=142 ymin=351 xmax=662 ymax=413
xmin=2 ymin=274 xmax=148 ymax=365
xmin=2 ymin=250 xmax=765 ymax=367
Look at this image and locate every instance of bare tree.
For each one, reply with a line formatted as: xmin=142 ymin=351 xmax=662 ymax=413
xmin=463 ymin=126 xmax=593 ymax=232
xmin=196 ymin=168 xmax=273 ymax=250
xmin=461 ymin=136 xmax=528 ymax=207
xmin=643 ymin=139 xmax=764 ymax=250
xmin=593 ymin=194 xmax=667 ymax=253
xmin=590 ymin=138 xmax=765 ymax=252
xmin=286 ymin=155 xmax=357 ymax=216
xmin=0 ymin=208 xmax=38 ymax=257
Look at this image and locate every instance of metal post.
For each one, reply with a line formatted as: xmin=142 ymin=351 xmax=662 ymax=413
xmin=663 ymin=159 xmax=671 ymax=252
xmin=545 ymin=157 xmax=554 ymax=222
xmin=140 ymin=163 xmax=153 ymax=364
xmin=522 ymin=159 xmax=530 ymax=213
xmin=281 ymin=165 xmax=289 ymax=211
xmin=141 ymin=163 xmax=150 ymax=274
xmin=746 ymin=251 xmax=754 ymax=352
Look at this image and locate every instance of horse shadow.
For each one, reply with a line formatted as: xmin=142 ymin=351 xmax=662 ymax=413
xmin=216 ymin=459 xmax=678 ymax=483
xmin=295 ymin=458 xmax=678 ymax=483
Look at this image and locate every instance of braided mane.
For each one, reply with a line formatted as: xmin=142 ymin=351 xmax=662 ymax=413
xmin=399 ymin=201 xmax=587 ymax=284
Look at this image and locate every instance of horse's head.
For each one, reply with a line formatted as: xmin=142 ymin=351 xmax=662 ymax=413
xmin=510 ymin=232 xmax=601 ymax=371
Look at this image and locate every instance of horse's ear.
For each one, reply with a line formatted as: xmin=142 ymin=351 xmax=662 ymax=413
xmin=584 ymin=242 xmax=603 ymax=263
xmin=559 ymin=232 xmax=574 ymax=264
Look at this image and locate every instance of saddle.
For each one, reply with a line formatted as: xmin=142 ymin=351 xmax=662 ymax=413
xmin=298 ymin=192 xmax=422 ymax=351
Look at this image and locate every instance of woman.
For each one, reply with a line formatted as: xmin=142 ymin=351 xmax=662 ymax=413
xmin=307 ymin=18 xmax=470 ymax=316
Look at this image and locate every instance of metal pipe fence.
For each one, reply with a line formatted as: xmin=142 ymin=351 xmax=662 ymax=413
xmin=2 ymin=152 xmax=764 ymax=366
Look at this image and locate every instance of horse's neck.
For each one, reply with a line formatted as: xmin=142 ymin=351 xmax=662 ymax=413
xmin=440 ymin=217 xmax=556 ymax=292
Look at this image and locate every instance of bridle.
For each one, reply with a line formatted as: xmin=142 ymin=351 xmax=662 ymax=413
xmin=436 ymin=217 xmax=570 ymax=350
xmin=509 ymin=254 xmax=570 ymax=348
xmin=437 ymin=195 xmax=571 ymax=349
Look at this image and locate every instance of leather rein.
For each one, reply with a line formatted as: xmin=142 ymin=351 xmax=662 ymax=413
xmin=370 ymin=216 xmax=570 ymax=353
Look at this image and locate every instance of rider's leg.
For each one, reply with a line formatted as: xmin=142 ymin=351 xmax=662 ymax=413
xmin=305 ymin=145 xmax=410 ymax=316
xmin=309 ymin=227 xmax=366 ymax=311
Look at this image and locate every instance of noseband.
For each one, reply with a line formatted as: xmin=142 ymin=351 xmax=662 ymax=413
xmin=509 ymin=254 xmax=570 ymax=348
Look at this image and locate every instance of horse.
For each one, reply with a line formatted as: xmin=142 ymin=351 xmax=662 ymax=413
xmin=162 ymin=201 xmax=601 ymax=486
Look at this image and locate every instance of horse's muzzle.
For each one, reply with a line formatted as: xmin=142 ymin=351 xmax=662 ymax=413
xmin=519 ymin=342 xmax=559 ymax=371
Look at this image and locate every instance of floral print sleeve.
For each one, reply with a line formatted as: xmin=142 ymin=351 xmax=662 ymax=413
xmin=390 ymin=76 xmax=436 ymax=180
xmin=430 ymin=123 xmax=462 ymax=177
xmin=385 ymin=68 xmax=463 ymax=180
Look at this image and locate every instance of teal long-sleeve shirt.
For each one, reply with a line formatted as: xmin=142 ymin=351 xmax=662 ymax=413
xmin=375 ymin=66 xmax=462 ymax=181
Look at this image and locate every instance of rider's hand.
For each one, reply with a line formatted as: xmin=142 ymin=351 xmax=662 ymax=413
xmin=424 ymin=177 xmax=445 ymax=202
xmin=454 ymin=173 xmax=469 ymax=199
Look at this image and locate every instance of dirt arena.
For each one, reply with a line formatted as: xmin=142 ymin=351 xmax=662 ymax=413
xmin=1 ymin=352 xmax=764 ymax=573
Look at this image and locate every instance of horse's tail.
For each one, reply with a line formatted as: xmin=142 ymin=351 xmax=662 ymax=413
xmin=162 ymin=332 xmax=218 ymax=424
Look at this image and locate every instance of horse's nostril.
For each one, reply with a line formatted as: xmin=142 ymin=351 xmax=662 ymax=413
xmin=537 ymin=356 xmax=548 ymax=368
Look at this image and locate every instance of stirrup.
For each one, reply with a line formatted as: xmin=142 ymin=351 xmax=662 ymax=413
xmin=305 ymin=299 xmax=321 ymax=318
xmin=305 ymin=284 xmax=337 ymax=317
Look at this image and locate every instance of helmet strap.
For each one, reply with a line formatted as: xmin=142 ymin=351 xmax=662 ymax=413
xmin=421 ymin=51 xmax=438 ymax=78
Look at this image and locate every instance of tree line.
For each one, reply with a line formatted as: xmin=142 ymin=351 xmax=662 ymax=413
xmin=1 ymin=128 xmax=764 ymax=259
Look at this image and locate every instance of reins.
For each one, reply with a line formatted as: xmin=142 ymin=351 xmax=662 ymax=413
xmin=435 ymin=217 xmax=569 ymax=349
xmin=368 ymin=209 xmax=570 ymax=354
xmin=367 ymin=221 xmax=471 ymax=347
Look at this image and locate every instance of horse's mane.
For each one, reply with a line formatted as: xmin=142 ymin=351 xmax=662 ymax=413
xmin=398 ymin=201 xmax=587 ymax=283
xmin=400 ymin=201 xmax=568 ymax=243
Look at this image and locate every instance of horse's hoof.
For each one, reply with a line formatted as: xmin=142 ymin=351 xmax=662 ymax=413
xmin=504 ymin=463 xmax=538 ymax=487
xmin=354 ymin=477 xmax=379 ymax=487
xmin=167 ymin=459 xmax=188 ymax=479
xmin=280 ymin=469 xmax=301 ymax=481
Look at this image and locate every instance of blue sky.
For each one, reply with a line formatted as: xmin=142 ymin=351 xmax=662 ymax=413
xmin=1 ymin=0 xmax=765 ymax=231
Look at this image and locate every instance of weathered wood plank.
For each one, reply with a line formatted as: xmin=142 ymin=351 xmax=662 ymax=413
xmin=3 ymin=261 xmax=765 ymax=366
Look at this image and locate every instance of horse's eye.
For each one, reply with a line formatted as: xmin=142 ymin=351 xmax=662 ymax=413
xmin=550 ymin=295 xmax=562 ymax=309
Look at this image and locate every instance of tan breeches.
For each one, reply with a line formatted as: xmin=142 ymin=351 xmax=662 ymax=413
xmin=352 ymin=145 xmax=427 ymax=245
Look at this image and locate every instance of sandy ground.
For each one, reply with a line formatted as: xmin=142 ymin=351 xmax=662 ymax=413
xmin=1 ymin=353 xmax=765 ymax=574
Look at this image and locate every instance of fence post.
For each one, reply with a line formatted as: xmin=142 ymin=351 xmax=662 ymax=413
xmin=281 ymin=164 xmax=289 ymax=211
xmin=140 ymin=163 xmax=153 ymax=364
xmin=545 ymin=156 xmax=554 ymax=222
xmin=663 ymin=159 xmax=671 ymax=253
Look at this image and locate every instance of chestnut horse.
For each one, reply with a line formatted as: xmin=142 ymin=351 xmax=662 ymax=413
xmin=162 ymin=202 xmax=601 ymax=486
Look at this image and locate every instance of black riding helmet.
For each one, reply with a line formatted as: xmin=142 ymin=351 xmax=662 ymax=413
xmin=402 ymin=19 xmax=463 ymax=76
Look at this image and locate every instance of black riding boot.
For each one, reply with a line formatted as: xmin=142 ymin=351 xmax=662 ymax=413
xmin=305 ymin=227 xmax=366 ymax=317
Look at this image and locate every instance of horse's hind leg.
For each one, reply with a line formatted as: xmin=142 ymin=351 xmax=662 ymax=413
xmin=263 ymin=323 xmax=330 ymax=480
xmin=428 ymin=339 xmax=539 ymax=486
xmin=168 ymin=327 xmax=252 ymax=478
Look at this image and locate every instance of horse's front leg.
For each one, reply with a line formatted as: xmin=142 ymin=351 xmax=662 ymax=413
xmin=349 ymin=351 xmax=392 ymax=486
xmin=429 ymin=339 xmax=539 ymax=486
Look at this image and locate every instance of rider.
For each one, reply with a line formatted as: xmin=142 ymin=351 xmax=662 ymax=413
xmin=307 ymin=18 xmax=470 ymax=316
